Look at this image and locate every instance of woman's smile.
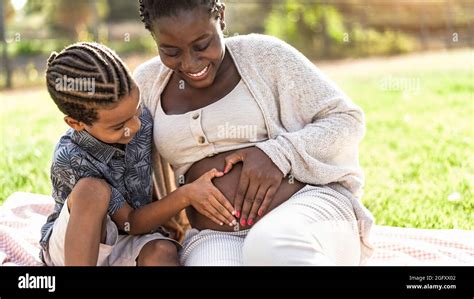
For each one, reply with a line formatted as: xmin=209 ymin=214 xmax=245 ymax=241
xmin=182 ymin=63 xmax=211 ymax=81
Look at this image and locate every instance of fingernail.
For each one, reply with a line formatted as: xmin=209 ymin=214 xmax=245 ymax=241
xmin=231 ymin=220 xmax=237 ymax=226
xmin=240 ymin=218 xmax=246 ymax=226
xmin=235 ymin=211 xmax=241 ymax=218
xmin=220 ymin=222 xmax=224 ymax=226
xmin=247 ymin=218 xmax=254 ymax=226
xmin=258 ymin=209 xmax=263 ymax=217
xmin=232 ymin=210 xmax=236 ymax=216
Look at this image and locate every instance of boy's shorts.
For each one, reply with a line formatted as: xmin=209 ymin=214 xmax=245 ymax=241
xmin=43 ymin=198 xmax=180 ymax=266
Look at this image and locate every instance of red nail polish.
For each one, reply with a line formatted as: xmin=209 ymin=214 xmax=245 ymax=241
xmin=235 ymin=211 xmax=240 ymax=218
xmin=240 ymin=218 xmax=246 ymax=226
xmin=247 ymin=219 xmax=254 ymax=226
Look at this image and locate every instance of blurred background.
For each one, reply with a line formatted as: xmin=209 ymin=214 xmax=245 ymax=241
xmin=0 ymin=0 xmax=473 ymax=229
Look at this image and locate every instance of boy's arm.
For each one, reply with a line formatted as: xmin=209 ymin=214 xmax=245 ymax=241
xmin=112 ymin=168 xmax=236 ymax=235
xmin=51 ymin=152 xmax=126 ymax=216
xmin=111 ymin=186 xmax=190 ymax=235
xmin=151 ymin=180 xmax=159 ymax=202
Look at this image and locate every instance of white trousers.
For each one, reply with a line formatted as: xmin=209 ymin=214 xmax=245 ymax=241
xmin=44 ymin=198 xmax=178 ymax=266
xmin=179 ymin=185 xmax=362 ymax=266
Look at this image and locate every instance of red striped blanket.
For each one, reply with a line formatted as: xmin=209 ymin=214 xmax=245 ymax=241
xmin=1 ymin=192 xmax=473 ymax=266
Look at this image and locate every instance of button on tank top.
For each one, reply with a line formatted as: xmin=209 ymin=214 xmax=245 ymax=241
xmin=154 ymin=79 xmax=269 ymax=184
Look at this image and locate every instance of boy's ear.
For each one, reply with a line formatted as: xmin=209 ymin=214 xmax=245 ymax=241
xmin=64 ymin=116 xmax=86 ymax=131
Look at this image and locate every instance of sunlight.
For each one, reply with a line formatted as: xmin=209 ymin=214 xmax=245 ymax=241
xmin=11 ymin=0 xmax=27 ymax=11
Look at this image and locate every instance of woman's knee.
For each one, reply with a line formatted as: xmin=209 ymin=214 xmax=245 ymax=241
xmin=68 ymin=178 xmax=111 ymax=213
xmin=242 ymin=207 xmax=360 ymax=265
xmin=242 ymin=213 xmax=304 ymax=265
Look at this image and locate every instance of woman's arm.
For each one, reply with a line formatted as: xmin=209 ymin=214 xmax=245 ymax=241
xmin=255 ymin=98 xmax=365 ymax=192
xmin=221 ymin=36 xmax=365 ymax=221
xmin=215 ymin=36 xmax=365 ymax=223
xmin=254 ymin=36 xmax=366 ymax=195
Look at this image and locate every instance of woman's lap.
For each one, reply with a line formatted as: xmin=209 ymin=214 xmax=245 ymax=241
xmin=179 ymin=228 xmax=249 ymax=266
xmin=179 ymin=185 xmax=361 ymax=266
xmin=243 ymin=185 xmax=361 ymax=265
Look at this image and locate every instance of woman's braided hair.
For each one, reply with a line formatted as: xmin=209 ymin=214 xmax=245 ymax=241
xmin=45 ymin=42 xmax=133 ymax=125
xmin=138 ymin=0 xmax=225 ymax=32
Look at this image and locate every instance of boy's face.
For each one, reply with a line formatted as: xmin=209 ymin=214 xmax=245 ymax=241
xmin=65 ymin=85 xmax=142 ymax=145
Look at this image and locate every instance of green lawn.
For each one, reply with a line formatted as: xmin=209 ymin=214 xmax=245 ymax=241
xmin=1 ymin=50 xmax=473 ymax=230
xmin=0 ymin=87 xmax=68 ymax=198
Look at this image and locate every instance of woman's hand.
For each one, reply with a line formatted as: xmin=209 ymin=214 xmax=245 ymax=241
xmin=223 ymin=147 xmax=284 ymax=227
xmin=183 ymin=168 xmax=237 ymax=227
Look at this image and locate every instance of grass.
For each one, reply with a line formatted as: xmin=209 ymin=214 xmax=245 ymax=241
xmin=0 ymin=86 xmax=68 ymax=198
xmin=1 ymin=49 xmax=473 ymax=230
xmin=322 ymin=49 xmax=473 ymax=230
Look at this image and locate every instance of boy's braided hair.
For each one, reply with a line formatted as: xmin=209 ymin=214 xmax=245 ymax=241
xmin=46 ymin=42 xmax=133 ymax=125
xmin=138 ymin=0 xmax=225 ymax=32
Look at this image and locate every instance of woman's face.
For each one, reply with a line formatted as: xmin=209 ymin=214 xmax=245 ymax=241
xmin=151 ymin=6 xmax=226 ymax=90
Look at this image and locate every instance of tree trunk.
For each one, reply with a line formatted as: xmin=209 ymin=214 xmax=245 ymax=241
xmin=0 ymin=0 xmax=12 ymax=89
xmin=91 ymin=1 xmax=99 ymax=41
xmin=321 ymin=6 xmax=331 ymax=58
xmin=444 ymin=0 xmax=454 ymax=49
xmin=419 ymin=6 xmax=429 ymax=51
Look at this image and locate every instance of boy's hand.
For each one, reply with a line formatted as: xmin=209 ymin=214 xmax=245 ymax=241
xmin=184 ymin=168 xmax=237 ymax=227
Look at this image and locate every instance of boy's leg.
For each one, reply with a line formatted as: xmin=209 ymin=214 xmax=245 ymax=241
xmin=136 ymin=240 xmax=180 ymax=266
xmin=64 ymin=177 xmax=111 ymax=266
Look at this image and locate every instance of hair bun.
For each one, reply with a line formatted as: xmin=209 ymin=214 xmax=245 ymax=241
xmin=47 ymin=52 xmax=59 ymax=67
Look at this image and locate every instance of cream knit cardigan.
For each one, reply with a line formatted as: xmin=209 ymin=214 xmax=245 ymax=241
xmin=133 ymin=34 xmax=374 ymax=255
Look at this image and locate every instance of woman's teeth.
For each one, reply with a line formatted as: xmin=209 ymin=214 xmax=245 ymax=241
xmin=186 ymin=65 xmax=210 ymax=78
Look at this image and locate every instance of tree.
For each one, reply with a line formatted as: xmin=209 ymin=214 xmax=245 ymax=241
xmin=0 ymin=0 xmax=14 ymax=89
xmin=23 ymin=0 xmax=44 ymax=15
xmin=106 ymin=0 xmax=139 ymax=22
xmin=33 ymin=0 xmax=109 ymax=40
xmin=265 ymin=0 xmax=346 ymax=59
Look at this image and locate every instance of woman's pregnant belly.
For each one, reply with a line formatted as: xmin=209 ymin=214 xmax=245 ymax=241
xmin=184 ymin=149 xmax=306 ymax=231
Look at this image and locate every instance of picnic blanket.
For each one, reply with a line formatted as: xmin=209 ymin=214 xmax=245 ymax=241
xmin=1 ymin=192 xmax=473 ymax=266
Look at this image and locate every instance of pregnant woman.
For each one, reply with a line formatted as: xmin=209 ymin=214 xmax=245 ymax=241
xmin=135 ymin=0 xmax=374 ymax=265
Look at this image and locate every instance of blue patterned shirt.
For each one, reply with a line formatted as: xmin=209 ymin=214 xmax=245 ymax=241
xmin=39 ymin=106 xmax=154 ymax=255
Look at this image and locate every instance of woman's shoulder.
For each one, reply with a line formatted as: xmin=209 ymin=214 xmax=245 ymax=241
xmin=226 ymin=33 xmax=288 ymax=54
xmin=227 ymin=33 xmax=303 ymax=55
xmin=133 ymin=56 xmax=167 ymax=86
xmin=132 ymin=56 xmax=171 ymax=112
xmin=226 ymin=33 xmax=310 ymax=69
xmin=226 ymin=33 xmax=284 ymax=46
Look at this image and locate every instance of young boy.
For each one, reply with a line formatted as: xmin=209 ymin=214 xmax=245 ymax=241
xmin=40 ymin=42 xmax=236 ymax=266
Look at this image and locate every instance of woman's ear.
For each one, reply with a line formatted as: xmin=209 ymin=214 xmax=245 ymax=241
xmin=218 ymin=3 xmax=226 ymax=30
xmin=64 ymin=116 xmax=86 ymax=131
